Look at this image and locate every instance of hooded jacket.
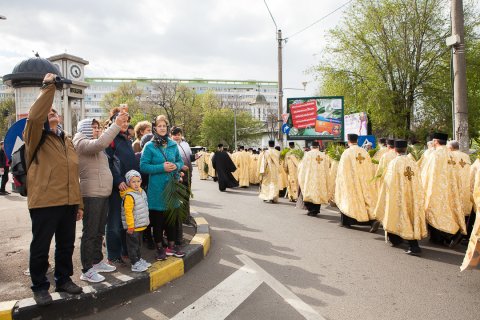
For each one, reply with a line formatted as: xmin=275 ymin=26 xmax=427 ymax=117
xmin=73 ymin=119 xmax=121 ymax=197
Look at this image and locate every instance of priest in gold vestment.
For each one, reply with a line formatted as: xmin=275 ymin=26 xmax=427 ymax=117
xmin=374 ymin=139 xmax=397 ymax=209
xmin=335 ymin=134 xmax=379 ymax=231
xmin=284 ymin=142 xmax=300 ymax=202
xmin=207 ymin=151 xmax=217 ymax=181
xmin=232 ymin=146 xmax=251 ymax=188
xmin=421 ymin=133 xmax=466 ymax=245
xmin=373 ymin=138 xmax=388 ymax=162
xmin=195 ymin=148 xmax=209 ymax=180
xmin=297 ymin=141 xmax=329 ymax=216
xmin=374 ymin=140 xmax=427 ymax=255
xmin=276 ymin=146 xmax=288 ymax=194
xmin=249 ymin=149 xmax=261 ymax=185
xmin=447 ymin=140 xmax=472 ymax=216
xmin=470 ymin=158 xmax=480 ymax=213
xmin=461 ymin=168 xmax=480 ymax=270
xmin=259 ymin=141 xmax=280 ymax=203
xmin=417 ymin=140 xmax=434 ymax=171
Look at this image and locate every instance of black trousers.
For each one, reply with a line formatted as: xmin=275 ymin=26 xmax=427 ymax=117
xmin=304 ymin=202 xmax=321 ymax=214
xmin=340 ymin=213 xmax=373 ymax=226
xmin=126 ymin=231 xmax=143 ymax=264
xmin=29 ymin=205 xmax=77 ymax=292
xmin=80 ymin=197 xmax=109 ymax=273
xmin=0 ymin=166 xmax=9 ymax=192
xmin=387 ymin=233 xmax=420 ymax=249
xmin=428 ymin=224 xmax=453 ymax=244
xmin=149 ymin=210 xmax=177 ymax=245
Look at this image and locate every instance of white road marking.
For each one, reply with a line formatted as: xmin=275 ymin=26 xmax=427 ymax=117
xmin=170 ymin=254 xmax=325 ymax=320
xmin=171 ymin=256 xmax=263 ymax=320
xmin=142 ymin=307 xmax=169 ymax=319
xmin=237 ymin=255 xmax=325 ymax=320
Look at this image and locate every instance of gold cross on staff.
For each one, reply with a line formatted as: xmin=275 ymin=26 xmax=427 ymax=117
xmin=316 ymin=155 xmax=323 ymax=164
xmin=404 ymin=166 xmax=414 ymax=181
xmin=448 ymin=157 xmax=456 ymax=166
xmin=356 ymin=153 xmax=365 ymax=164
xmin=459 ymin=158 xmax=467 ymax=168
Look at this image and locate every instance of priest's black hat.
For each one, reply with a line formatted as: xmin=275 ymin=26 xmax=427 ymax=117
xmin=347 ymin=134 xmax=358 ymax=142
xmin=312 ymin=141 xmax=320 ymax=147
xmin=289 ymin=142 xmax=295 ymax=147
xmin=394 ymin=140 xmax=408 ymax=148
xmin=239 ymin=145 xmax=245 ymax=150
xmin=379 ymin=138 xmax=387 ymax=144
xmin=433 ymin=132 xmax=448 ymax=141
xmin=268 ymin=140 xmax=275 ymax=147
xmin=387 ymin=139 xmax=395 ymax=147
xmin=217 ymin=143 xmax=223 ymax=148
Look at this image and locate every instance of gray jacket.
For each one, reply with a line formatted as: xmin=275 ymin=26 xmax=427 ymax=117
xmin=121 ymin=189 xmax=149 ymax=229
xmin=73 ymin=122 xmax=121 ymax=197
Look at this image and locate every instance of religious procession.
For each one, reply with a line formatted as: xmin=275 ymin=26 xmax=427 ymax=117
xmin=196 ymin=133 xmax=480 ymax=270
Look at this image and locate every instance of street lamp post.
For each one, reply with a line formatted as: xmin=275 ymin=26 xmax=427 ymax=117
xmin=234 ymin=105 xmax=237 ymax=150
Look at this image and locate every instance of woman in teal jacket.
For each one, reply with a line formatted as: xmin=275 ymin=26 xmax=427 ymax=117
xmin=140 ymin=115 xmax=185 ymax=260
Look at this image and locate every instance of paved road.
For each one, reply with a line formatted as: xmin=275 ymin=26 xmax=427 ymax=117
xmin=82 ymin=171 xmax=480 ymax=320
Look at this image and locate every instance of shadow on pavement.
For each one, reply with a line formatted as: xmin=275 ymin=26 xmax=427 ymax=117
xmin=371 ymin=236 xmax=466 ymax=266
xmin=191 ymin=199 xmax=222 ymax=209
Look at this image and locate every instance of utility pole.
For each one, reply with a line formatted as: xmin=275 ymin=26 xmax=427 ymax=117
xmin=451 ymin=0 xmax=469 ymax=152
xmin=277 ymin=29 xmax=283 ymax=146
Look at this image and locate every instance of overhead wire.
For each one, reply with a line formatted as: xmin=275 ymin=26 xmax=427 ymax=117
xmin=285 ymin=0 xmax=353 ymax=40
xmin=263 ymin=0 xmax=278 ymax=30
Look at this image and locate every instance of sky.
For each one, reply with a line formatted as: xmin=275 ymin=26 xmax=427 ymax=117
xmin=0 ymin=1 xmax=352 ymax=97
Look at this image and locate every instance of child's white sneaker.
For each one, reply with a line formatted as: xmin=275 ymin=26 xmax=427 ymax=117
xmin=80 ymin=268 xmax=105 ymax=283
xmin=139 ymin=258 xmax=151 ymax=268
xmin=131 ymin=261 xmax=148 ymax=272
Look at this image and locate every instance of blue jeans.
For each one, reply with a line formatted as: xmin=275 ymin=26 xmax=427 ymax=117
xmin=106 ymin=191 xmax=127 ymax=260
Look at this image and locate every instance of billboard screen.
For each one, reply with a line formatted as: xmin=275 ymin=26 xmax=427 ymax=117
xmin=344 ymin=111 xmax=368 ymax=141
xmin=285 ymin=96 xmax=344 ymax=141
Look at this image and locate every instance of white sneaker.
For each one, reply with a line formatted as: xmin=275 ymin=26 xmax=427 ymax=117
xmin=139 ymin=258 xmax=151 ymax=268
xmin=80 ymin=268 xmax=105 ymax=283
xmin=131 ymin=261 xmax=148 ymax=272
xmin=92 ymin=261 xmax=116 ymax=273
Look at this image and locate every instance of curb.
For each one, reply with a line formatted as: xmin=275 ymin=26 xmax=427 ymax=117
xmin=0 ymin=211 xmax=210 ymax=320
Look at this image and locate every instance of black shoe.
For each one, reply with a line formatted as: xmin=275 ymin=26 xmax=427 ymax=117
xmin=33 ymin=290 xmax=53 ymax=306
xmin=0 ymin=191 xmax=9 ymax=195
xmin=369 ymin=221 xmax=381 ymax=233
xmin=55 ymin=281 xmax=83 ymax=294
xmin=340 ymin=223 xmax=352 ymax=229
xmin=405 ymin=247 xmax=421 ymax=256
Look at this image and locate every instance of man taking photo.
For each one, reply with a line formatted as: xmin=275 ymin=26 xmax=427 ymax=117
xmin=25 ymin=73 xmax=84 ymax=306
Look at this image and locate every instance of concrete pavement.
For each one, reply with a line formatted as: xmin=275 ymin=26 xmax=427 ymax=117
xmin=81 ymin=171 xmax=480 ymax=320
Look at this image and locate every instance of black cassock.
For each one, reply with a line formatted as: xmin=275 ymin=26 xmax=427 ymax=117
xmin=211 ymin=151 xmax=239 ymax=191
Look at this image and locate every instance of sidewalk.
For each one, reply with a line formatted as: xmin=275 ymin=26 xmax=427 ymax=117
xmin=0 ymin=176 xmax=211 ymax=319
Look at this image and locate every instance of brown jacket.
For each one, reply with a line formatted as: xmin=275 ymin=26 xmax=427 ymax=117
xmin=24 ymin=84 xmax=83 ymax=209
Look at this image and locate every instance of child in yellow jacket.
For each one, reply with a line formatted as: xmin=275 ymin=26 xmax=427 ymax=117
xmin=121 ymin=170 xmax=151 ymax=272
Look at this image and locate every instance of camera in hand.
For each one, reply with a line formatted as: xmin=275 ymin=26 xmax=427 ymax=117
xmin=54 ymin=76 xmax=72 ymax=90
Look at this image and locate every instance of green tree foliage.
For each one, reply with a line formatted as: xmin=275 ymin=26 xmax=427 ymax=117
xmin=315 ymin=0 xmax=480 ymax=142
xmin=0 ymin=98 xmax=15 ymax=139
xmin=101 ymin=82 xmax=143 ymax=115
xmin=200 ymin=107 xmax=264 ymax=150
xmin=102 ymin=82 xmax=266 ymax=149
